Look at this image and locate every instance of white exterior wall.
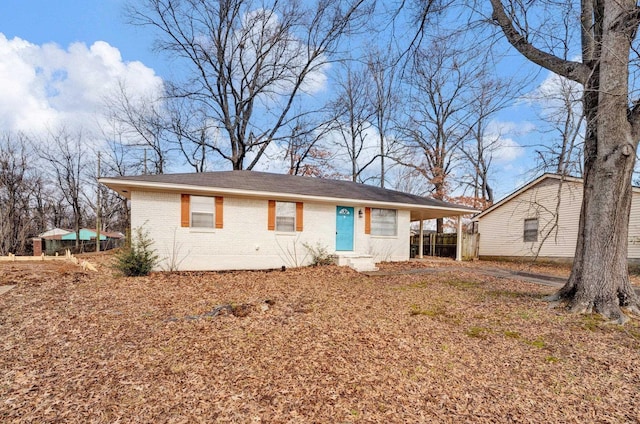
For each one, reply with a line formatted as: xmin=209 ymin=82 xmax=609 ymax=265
xmin=477 ymin=178 xmax=640 ymax=260
xmin=131 ymin=191 xmax=411 ymax=271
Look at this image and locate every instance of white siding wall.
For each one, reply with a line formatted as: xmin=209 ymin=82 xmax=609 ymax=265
xmin=477 ymin=179 xmax=582 ymax=258
xmin=628 ymin=192 xmax=640 ymax=259
xmin=478 ymin=178 xmax=640 ymax=260
xmin=131 ymin=191 xmax=411 ymax=271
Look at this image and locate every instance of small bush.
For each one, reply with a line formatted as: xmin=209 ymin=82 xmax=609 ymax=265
xmin=113 ymin=226 xmax=158 ymax=276
xmin=303 ymin=242 xmax=335 ymax=266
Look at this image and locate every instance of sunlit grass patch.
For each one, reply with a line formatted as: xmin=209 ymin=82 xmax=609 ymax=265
xmin=581 ymin=314 xmax=606 ymax=332
xmin=524 ymin=337 xmax=546 ymax=349
xmin=409 ymin=303 xmax=446 ymax=318
xmin=444 ymin=278 xmax=480 ymax=290
xmin=545 ymin=356 xmax=560 ymax=363
xmin=465 ymin=326 xmax=491 ymax=339
xmin=503 ymin=330 xmax=521 ymax=339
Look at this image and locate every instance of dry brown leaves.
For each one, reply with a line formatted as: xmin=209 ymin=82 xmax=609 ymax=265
xmin=1 ymin=258 xmax=640 ymax=423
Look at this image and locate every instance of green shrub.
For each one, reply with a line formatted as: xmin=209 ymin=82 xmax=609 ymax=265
xmin=303 ymin=242 xmax=334 ymax=266
xmin=113 ymin=226 xmax=158 ymax=276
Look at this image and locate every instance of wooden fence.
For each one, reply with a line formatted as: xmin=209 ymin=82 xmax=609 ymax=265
xmin=410 ymin=233 xmax=479 ymax=260
xmin=0 ymin=251 xmax=97 ymax=271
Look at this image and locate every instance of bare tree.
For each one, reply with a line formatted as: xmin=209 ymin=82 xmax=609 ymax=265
xmin=106 ymin=83 xmax=171 ymax=174
xmin=366 ymin=48 xmax=401 ymax=188
xmin=490 ymin=0 xmax=640 ymax=321
xmin=39 ymin=129 xmax=90 ymax=249
xmin=329 ymin=62 xmax=379 ymax=182
xmin=283 ymin=116 xmax=335 ymax=177
xmin=460 ymin=73 xmax=521 ymax=207
xmin=127 ymin=0 xmax=370 ymax=171
xmin=530 ymin=74 xmax=584 ymax=176
xmin=0 ymin=134 xmax=39 ymax=255
xmin=399 ymin=40 xmax=475 ymax=231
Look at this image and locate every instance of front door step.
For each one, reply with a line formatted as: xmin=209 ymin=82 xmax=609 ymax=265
xmin=335 ymin=254 xmax=379 ymax=272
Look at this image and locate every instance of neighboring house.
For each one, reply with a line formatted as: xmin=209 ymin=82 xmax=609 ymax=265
xmin=100 ymin=171 xmax=476 ymax=271
xmin=62 ymin=229 xmax=108 ymax=242
xmin=472 ymin=173 xmax=640 ymax=264
xmin=33 ymin=228 xmax=124 ymax=255
xmin=32 ymin=228 xmax=71 ymax=256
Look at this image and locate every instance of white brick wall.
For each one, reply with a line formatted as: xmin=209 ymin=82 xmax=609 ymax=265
xmin=131 ymin=191 xmax=411 ymax=271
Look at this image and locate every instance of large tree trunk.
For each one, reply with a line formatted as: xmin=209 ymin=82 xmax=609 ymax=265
xmin=548 ymin=0 xmax=640 ymax=322
xmin=555 ymin=140 xmax=639 ymax=322
xmin=490 ymin=0 xmax=640 ymax=321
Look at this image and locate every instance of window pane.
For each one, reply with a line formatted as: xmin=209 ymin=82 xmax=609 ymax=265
xmin=192 ymin=212 xmax=214 ymax=228
xmin=275 ymin=201 xmax=296 ymax=232
xmin=276 ymin=216 xmax=295 ymax=232
xmin=276 ymin=201 xmax=295 ymax=216
xmin=190 ymin=196 xmax=215 ymax=228
xmin=371 ymin=208 xmax=397 ymax=236
xmin=191 ymin=196 xmax=214 ymax=212
xmin=524 ymin=218 xmax=538 ymax=242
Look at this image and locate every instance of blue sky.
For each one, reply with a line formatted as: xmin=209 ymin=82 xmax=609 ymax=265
xmin=0 ymin=1 xmax=160 ymax=68
xmin=0 ymin=0 xmax=564 ymax=200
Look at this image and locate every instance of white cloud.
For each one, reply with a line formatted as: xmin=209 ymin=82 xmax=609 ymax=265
xmin=521 ymin=71 xmax=583 ymax=120
xmin=490 ymin=136 xmax=523 ymax=162
xmin=482 ymin=120 xmax=533 ymax=163
xmin=0 ymin=34 xmax=163 ymax=138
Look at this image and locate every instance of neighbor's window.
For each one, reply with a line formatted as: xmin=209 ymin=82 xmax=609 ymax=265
xmin=276 ymin=201 xmax=296 ymax=232
xmin=524 ymin=218 xmax=538 ymax=242
xmin=371 ymin=208 xmax=397 ymax=236
xmin=191 ymin=195 xmax=215 ymax=228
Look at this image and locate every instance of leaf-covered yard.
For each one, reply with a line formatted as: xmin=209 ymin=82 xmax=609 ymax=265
xmin=1 ymin=258 xmax=640 ymax=423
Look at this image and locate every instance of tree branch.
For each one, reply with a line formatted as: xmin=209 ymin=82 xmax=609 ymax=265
xmin=489 ymin=0 xmax=590 ymax=84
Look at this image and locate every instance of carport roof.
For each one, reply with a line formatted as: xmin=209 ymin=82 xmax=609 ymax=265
xmin=100 ymin=171 xmax=477 ymax=220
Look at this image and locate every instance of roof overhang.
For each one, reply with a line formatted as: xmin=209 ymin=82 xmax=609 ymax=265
xmin=100 ymin=178 xmax=477 ymax=220
xmin=472 ymin=173 xmax=593 ymax=221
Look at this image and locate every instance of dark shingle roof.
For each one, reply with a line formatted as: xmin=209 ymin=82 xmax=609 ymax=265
xmin=105 ymin=171 xmax=475 ymax=211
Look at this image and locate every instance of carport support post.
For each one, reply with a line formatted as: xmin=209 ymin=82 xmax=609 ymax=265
xmin=456 ymin=216 xmax=462 ymax=261
xmin=418 ymin=220 xmax=424 ymax=259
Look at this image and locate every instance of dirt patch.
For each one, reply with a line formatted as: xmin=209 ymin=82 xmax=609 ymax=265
xmin=1 ymin=259 xmax=640 ymax=422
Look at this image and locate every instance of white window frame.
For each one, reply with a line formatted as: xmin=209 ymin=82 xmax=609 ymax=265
xmin=524 ymin=218 xmax=538 ymax=242
xmin=371 ymin=208 xmax=397 ymax=237
xmin=275 ymin=201 xmax=296 ymax=232
xmin=190 ymin=195 xmax=215 ymax=229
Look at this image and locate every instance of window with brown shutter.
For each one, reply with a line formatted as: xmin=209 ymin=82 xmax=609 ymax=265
xmin=182 ymin=194 xmax=222 ymax=229
xmin=268 ymin=200 xmax=302 ymax=232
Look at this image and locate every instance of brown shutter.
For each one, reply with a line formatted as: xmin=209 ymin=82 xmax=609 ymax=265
xmin=268 ymin=200 xmax=276 ymax=230
xmin=364 ymin=207 xmax=371 ymax=234
xmin=296 ymin=202 xmax=304 ymax=231
xmin=215 ymin=196 xmax=224 ymax=229
xmin=181 ymin=194 xmax=190 ymax=227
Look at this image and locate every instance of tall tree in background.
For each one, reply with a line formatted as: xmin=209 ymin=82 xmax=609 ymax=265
xmin=401 ymin=40 xmax=475 ymax=231
xmin=284 ymin=116 xmax=335 ymax=177
xmin=39 ymin=129 xmax=90 ymax=249
xmin=0 ymin=134 xmax=38 ymax=255
xmin=367 ymin=48 xmax=400 ymax=188
xmin=330 ymin=62 xmax=378 ymax=182
xmin=491 ymin=0 xmax=640 ymax=321
xmin=530 ymin=74 xmax=584 ymax=176
xmin=128 ymin=0 xmax=369 ymax=171
xmin=460 ymin=73 xmax=520 ymax=207
xmin=106 ymin=83 xmax=171 ymax=174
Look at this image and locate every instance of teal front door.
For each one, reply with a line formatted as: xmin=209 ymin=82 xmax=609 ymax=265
xmin=336 ymin=206 xmax=354 ymax=251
